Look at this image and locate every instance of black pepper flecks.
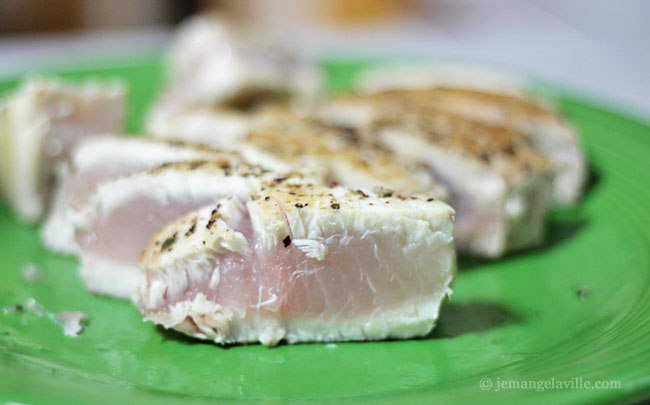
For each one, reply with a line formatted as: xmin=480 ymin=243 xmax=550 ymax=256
xmin=185 ymin=221 xmax=197 ymax=237
xmin=161 ymin=233 xmax=178 ymax=252
xmin=283 ymin=235 xmax=292 ymax=247
xmin=272 ymin=177 xmax=287 ymax=185
xmin=206 ymin=205 xmax=221 ymax=230
xmin=336 ymin=126 xmax=360 ymax=144
xmin=189 ymin=161 xmax=207 ymax=170
xmin=295 ymin=203 xmax=304 ymax=208
xmin=331 ymin=203 xmax=340 ymax=209
xmin=427 ymin=198 xmax=435 ymax=202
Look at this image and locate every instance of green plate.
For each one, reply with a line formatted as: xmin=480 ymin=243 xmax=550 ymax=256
xmin=1 ymin=59 xmax=649 ymax=405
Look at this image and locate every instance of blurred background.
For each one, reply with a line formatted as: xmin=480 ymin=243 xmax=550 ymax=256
xmin=0 ymin=0 xmax=649 ymax=120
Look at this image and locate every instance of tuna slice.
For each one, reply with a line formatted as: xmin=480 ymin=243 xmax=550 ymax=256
xmin=147 ymin=107 xmax=251 ymax=150
xmin=160 ymin=14 xmax=321 ymax=110
xmin=136 ymin=180 xmax=455 ymax=346
xmin=318 ymin=95 xmax=554 ymax=258
xmin=148 ymin=107 xmax=446 ymax=198
xmin=413 ymin=88 xmax=584 ymax=205
xmin=42 ymin=136 xmax=242 ymax=254
xmin=74 ymin=160 xmax=283 ymax=300
xmin=328 ymin=87 xmax=585 ymax=205
xmin=0 ymin=78 xmax=126 ymax=221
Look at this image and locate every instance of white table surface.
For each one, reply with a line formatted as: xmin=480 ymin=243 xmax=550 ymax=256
xmin=0 ymin=0 xmax=648 ymax=122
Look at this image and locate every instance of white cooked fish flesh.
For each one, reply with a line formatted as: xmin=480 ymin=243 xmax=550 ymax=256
xmin=136 ymin=179 xmax=455 ymax=346
xmin=0 ymin=78 xmax=126 ymax=221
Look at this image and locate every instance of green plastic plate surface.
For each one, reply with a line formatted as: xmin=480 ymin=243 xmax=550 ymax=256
xmin=0 ymin=59 xmax=649 ymax=404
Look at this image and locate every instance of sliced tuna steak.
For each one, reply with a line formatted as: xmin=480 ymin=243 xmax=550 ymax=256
xmin=325 ymin=87 xmax=585 ymax=205
xmin=318 ymin=94 xmax=554 ymax=258
xmin=147 ymin=107 xmax=251 ymax=150
xmin=161 ymin=14 xmax=321 ymax=109
xmin=0 ymin=78 xmax=126 ymax=221
xmin=137 ymin=180 xmax=455 ymax=346
xmin=42 ymin=136 xmax=242 ymax=254
xmin=425 ymin=88 xmax=585 ymax=205
xmin=75 ymin=160 xmax=284 ymax=300
xmin=148 ymin=107 xmax=446 ymax=198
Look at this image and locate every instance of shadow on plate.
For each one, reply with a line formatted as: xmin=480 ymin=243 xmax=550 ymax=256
xmin=582 ymin=162 xmax=601 ymax=199
xmin=428 ymin=301 xmax=521 ymax=339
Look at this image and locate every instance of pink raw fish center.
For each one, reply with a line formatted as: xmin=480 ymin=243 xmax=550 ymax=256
xmin=157 ymin=204 xmax=453 ymax=320
xmin=78 ymin=195 xmax=217 ymax=263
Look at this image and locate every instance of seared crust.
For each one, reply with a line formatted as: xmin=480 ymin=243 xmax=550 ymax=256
xmin=144 ymin=159 xmax=272 ymax=178
xmin=247 ymin=108 xmax=446 ymax=195
xmin=377 ymin=109 xmax=550 ymax=179
xmin=375 ymin=87 xmax=557 ymax=118
xmin=71 ymin=136 xmax=246 ymax=173
xmin=139 ymin=197 xmax=252 ymax=270
xmin=322 ymin=91 xmax=553 ymax=181
xmin=326 ymin=86 xmax=584 ymax=204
